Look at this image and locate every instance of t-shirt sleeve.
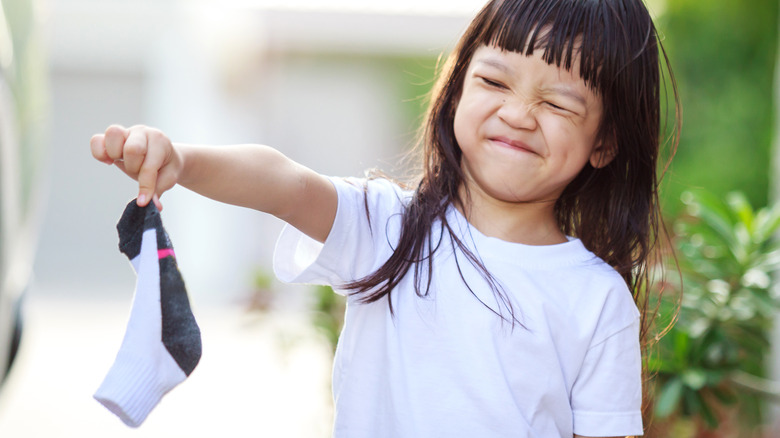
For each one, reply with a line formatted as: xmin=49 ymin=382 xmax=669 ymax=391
xmin=272 ymin=177 xmax=406 ymax=294
xmin=570 ymin=314 xmax=644 ymax=437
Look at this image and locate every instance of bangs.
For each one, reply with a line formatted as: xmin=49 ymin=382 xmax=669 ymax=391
xmin=478 ymin=0 xmax=625 ymax=92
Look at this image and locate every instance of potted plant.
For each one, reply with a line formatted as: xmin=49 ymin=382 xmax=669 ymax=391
xmin=650 ymin=191 xmax=780 ymax=437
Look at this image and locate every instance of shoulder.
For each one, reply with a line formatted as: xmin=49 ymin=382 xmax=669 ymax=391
xmin=331 ymin=176 xmax=413 ymax=225
xmin=333 ymin=176 xmax=412 ymax=203
xmin=578 ymin=258 xmax=640 ymax=345
xmin=272 ymin=176 xmax=412 ymax=288
xmin=544 ymin=244 xmax=639 ymax=344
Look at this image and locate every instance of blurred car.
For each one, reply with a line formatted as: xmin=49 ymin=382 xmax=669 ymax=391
xmin=0 ymin=0 xmax=47 ymax=389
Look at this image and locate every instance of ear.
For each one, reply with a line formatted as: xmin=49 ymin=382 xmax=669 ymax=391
xmin=589 ymin=141 xmax=617 ymax=169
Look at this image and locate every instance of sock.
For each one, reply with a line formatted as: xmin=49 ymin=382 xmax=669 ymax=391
xmin=94 ymin=199 xmax=202 ymax=427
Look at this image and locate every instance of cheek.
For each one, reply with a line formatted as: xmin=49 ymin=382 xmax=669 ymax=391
xmin=452 ymin=104 xmax=470 ymax=148
xmin=543 ymin=116 xmax=599 ymax=150
xmin=453 ymin=95 xmax=491 ymax=143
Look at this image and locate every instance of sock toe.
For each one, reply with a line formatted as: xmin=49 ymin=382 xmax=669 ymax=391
xmin=117 ymin=199 xmax=150 ymax=260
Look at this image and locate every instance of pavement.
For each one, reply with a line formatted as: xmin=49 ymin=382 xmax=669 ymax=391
xmin=0 ymin=285 xmax=333 ymax=437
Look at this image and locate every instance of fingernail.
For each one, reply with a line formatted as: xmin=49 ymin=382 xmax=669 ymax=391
xmin=137 ymin=194 xmax=147 ymax=205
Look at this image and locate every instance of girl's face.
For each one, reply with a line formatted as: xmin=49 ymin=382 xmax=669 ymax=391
xmin=454 ymin=44 xmax=611 ymax=209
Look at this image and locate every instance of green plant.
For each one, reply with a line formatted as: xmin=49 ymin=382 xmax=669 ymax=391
xmin=311 ymin=285 xmax=346 ymax=355
xmin=248 ymin=267 xmax=345 ymax=356
xmin=652 ymin=191 xmax=780 ymax=435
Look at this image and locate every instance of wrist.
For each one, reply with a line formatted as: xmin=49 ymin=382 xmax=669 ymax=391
xmin=172 ymin=143 xmax=193 ymax=186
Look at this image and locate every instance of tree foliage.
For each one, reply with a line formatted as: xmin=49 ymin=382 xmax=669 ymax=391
xmin=658 ymin=0 xmax=779 ymax=219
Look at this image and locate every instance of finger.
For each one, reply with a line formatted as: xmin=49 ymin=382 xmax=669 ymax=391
xmin=104 ymin=125 xmax=129 ymax=161
xmin=152 ymin=193 xmax=163 ymax=211
xmin=136 ymin=146 xmax=167 ymax=207
xmin=136 ymin=166 xmax=158 ymax=208
xmin=90 ymin=134 xmax=114 ymax=165
xmin=122 ymin=128 xmax=148 ymax=177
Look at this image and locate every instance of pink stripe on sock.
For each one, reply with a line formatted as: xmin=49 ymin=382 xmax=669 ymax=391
xmin=158 ymin=249 xmax=176 ymax=259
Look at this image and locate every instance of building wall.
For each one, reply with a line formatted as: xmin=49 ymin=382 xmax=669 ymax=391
xmin=36 ymin=0 xmax=476 ymax=304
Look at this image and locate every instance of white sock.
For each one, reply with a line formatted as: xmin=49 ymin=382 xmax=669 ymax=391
xmin=94 ymin=200 xmax=202 ymax=427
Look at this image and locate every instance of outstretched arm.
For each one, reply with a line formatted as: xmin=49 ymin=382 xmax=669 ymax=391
xmin=90 ymin=125 xmax=337 ymax=243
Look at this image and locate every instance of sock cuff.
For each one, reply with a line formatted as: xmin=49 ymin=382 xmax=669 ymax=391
xmin=93 ymin=352 xmax=168 ymax=428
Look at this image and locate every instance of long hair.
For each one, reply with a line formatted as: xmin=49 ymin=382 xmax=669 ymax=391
xmin=346 ymin=0 xmax=680 ymax=339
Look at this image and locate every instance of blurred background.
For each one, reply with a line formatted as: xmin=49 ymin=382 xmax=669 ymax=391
xmin=0 ymin=0 xmax=778 ymax=436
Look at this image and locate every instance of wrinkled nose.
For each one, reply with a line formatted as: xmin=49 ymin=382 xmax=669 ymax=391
xmin=497 ymin=98 xmax=537 ymax=130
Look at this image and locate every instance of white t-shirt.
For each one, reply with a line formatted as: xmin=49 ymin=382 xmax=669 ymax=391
xmin=273 ymin=177 xmax=643 ymax=438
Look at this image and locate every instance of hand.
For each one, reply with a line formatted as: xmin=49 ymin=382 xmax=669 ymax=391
xmin=90 ymin=125 xmax=182 ymax=210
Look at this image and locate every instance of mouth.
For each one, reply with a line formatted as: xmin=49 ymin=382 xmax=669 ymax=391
xmin=490 ymin=136 xmax=538 ymax=155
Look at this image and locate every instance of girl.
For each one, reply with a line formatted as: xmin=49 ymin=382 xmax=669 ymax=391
xmin=91 ymin=0 xmax=679 ymax=436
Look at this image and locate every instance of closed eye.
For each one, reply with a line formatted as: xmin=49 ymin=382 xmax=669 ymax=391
xmin=545 ymin=101 xmax=570 ymax=112
xmin=480 ymin=77 xmax=506 ymax=89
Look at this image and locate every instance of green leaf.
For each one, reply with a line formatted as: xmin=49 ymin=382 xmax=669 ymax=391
xmin=732 ymin=222 xmax=752 ymax=261
xmin=688 ymin=192 xmax=736 ymax=245
xmin=696 ymin=391 xmax=720 ymax=429
xmin=681 ymin=369 xmax=708 ymax=390
xmin=647 ymin=352 xmax=680 ymax=374
xmin=673 ymin=330 xmax=691 ymax=366
xmin=682 ymin=386 xmax=701 ymax=416
xmin=725 ymin=191 xmax=754 ymax=233
xmin=752 ymin=247 xmax=780 ymax=271
xmin=655 ymin=378 xmax=684 ymax=418
xmin=752 ymin=203 xmax=780 ymax=243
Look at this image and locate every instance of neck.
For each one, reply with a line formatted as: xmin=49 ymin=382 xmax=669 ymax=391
xmin=456 ymin=184 xmax=567 ymax=246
